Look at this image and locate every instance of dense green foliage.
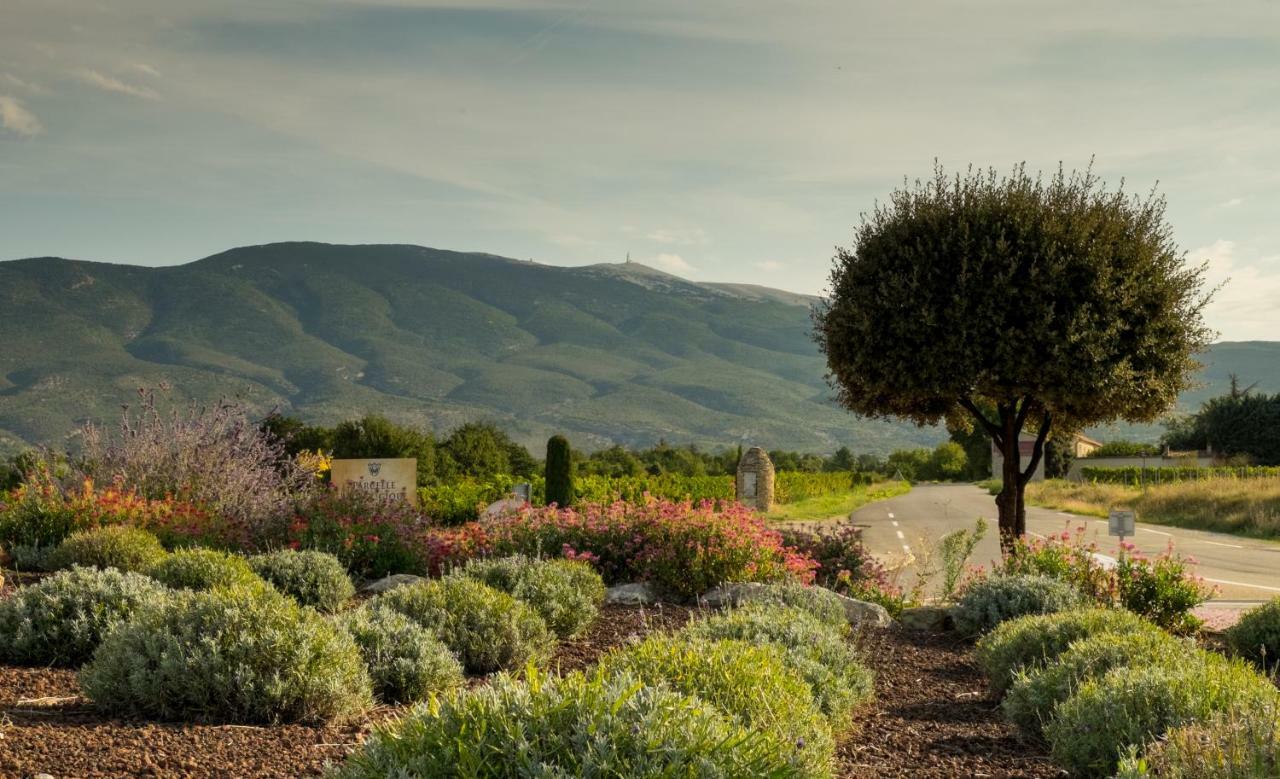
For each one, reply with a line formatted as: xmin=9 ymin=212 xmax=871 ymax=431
xmin=46 ymin=525 xmax=168 ymax=573
xmin=248 ymin=549 xmax=354 ymax=612
xmin=1164 ymin=380 xmax=1280 ymax=465
xmin=147 ymin=548 xmax=266 ymax=592
xmin=451 ymin=555 xmax=604 ymax=639
xmin=372 ymin=578 xmax=552 ymax=674
xmin=1226 ymin=597 xmax=1280 ymax=668
xmin=1082 ymin=465 xmax=1280 ymax=485
xmin=683 ymin=604 xmax=873 ymax=729
xmin=81 ymin=587 xmax=372 ymax=723
xmin=599 ymin=635 xmax=835 ymax=777
xmin=544 ymin=435 xmax=573 ymax=507
xmin=706 ymin=582 xmax=850 ymax=629
xmin=0 ymin=566 xmax=170 ymax=666
xmin=1044 ymin=658 xmax=1280 ymax=778
xmin=1002 ymin=630 xmax=1192 ymax=736
xmin=1116 ymin=708 xmax=1280 ymax=779
xmin=975 ymin=608 xmax=1160 ymax=695
xmin=338 ymin=606 xmax=464 ymax=704
xmin=333 ymin=670 xmax=807 ymax=779
xmin=1089 ymin=440 xmax=1163 ymax=457
xmin=815 ymin=164 xmax=1211 ymax=541
xmin=952 ymin=574 xmax=1085 ymax=636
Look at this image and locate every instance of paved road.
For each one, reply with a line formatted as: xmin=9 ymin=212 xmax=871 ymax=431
xmin=849 ymin=484 xmax=1280 ymax=602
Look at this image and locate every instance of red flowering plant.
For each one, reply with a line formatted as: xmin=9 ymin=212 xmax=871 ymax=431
xmin=417 ymin=498 xmax=817 ymax=600
xmin=778 ymin=520 xmax=905 ymax=614
xmin=283 ymin=487 xmax=431 ymax=578
xmin=995 ymin=523 xmax=1214 ymax=634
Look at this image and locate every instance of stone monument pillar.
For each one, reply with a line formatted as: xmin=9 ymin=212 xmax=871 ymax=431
xmin=735 ymin=447 xmax=775 ymax=512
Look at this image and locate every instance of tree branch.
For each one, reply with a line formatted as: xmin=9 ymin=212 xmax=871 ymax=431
xmin=959 ymin=397 xmax=1004 ymax=447
xmin=1020 ymin=411 xmax=1053 ymax=484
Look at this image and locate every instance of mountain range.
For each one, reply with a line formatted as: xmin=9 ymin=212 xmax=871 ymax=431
xmin=1 ymin=242 xmax=1276 ymax=458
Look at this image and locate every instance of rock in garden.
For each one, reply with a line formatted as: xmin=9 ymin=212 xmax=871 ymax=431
xmin=359 ymin=573 xmax=424 ymax=594
xmin=898 ymin=605 xmax=953 ymax=632
xmin=605 ymin=582 xmax=658 ymax=605
xmin=832 ymin=592 xmax=894 ymax=628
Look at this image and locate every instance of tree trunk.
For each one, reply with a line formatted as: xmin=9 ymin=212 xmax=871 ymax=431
xmin=997 ymin=416 xmax=1022 ymax=552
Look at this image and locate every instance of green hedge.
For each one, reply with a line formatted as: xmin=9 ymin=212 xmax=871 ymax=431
xmin=1081 ymin=466 xmax=1280 ymax=486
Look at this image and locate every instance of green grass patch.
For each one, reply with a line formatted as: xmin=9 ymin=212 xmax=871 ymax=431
xmin=766 ymin=481 xmax=910 ymax=522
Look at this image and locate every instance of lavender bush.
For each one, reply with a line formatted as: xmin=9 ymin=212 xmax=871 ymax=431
xmin=79 ymin=388 xmax=318 ymax=543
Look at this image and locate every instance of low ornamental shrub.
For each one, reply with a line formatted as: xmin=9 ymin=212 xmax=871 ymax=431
xmin=46 ymin=525 xmax=168 ymax=573
xmin=682 ymin=604 xmax=874 ymax=730
xmin=1115 ymin=705 xmax=1280 ymax=778
xmin=338 ymin=606 xmax=463 ymax=704
xmin=80 ymin=586 xmax=372 ymax=723
xmin=998 ymin=526 xmax=1214 ymax=634
xmin=975 ymin=607 xmax=1159 ymax=695
xmin=952 ymin=574 xmax=1085 ymax=637
xmin=706 ymin=582 xmax=850 ymax=630
xmin=332 ymin=669 xmax=806 ymax=779
xmin=0 ymin=470 xmax=207 ymax=567
xmin=1044 ymin=657 xmax=1280 ymax=778
xmin=147 ymin=548 xmax=266 ymax=592
xmin=452 ymin=556 xmax=604 ymax=638
xmin=0 ymin=566 xmax=170 ymax=666
xmin=1002 ymin=630 xmax=1191 ymax=737
xmin=284 ymin=488 xmax=427 ymax=578
xmin=1226 ymin=597 xmax=1280 ymax=668
xmin=598 ymin=635 xmax=835 ymax=777
xmin=248 ymin=549 xmax=354 ymax=613
xmin=373 ymin=578 xmax=552 ymax=675
xmin=419 ymin=499 xmax=818 ymax=600
xmin=776 ymin=521 xmax=900 ymax=610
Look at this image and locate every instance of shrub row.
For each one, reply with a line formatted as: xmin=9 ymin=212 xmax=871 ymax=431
xmin=1081 ymin=465 xmax=1280 ymax=486
xmin=975 ymin=607 xmax=1280 ymax=778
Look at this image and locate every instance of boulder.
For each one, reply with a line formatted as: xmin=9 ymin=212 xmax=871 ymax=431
xmin=605 ymin=582 xmax=659 ymax=605
xmin=699 ymin=582 xmax=769 ymax=608
xmin=360 ymin=573 xmax=425 ymax=595
xmin=898 ymin=605 xmax=953 ymax=632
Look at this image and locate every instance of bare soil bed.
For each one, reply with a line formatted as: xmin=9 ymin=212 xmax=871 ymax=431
xmin=0 ymin=599 xmax=1059 ymax=778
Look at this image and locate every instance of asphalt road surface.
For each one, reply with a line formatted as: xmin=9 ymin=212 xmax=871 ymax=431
xmin=850 ymin=483 xmax=1280 ymax=602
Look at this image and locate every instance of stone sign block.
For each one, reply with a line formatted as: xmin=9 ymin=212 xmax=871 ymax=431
xmin=735 ymin=447 xmax=775 ymax=511
xmin=331 ymin=458 xmax=417 ymax=505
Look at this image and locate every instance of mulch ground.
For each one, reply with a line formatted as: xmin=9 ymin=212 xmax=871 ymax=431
xmin=0 ymin=596 xmax=1059 ymax=778
xmin=842 ymin=627 xmax=1063 ymax=779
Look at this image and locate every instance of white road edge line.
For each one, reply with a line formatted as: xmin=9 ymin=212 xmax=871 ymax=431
xmin=1028 ymin=531 xmax=1046 ymax=539
xmin=1202 ymin=577 xmax=1280 ymax=594
xmin=1138 ymin=527 xmax=1172 ymax=537
xmin=1202 ymin=540 xmax=1245 ymax=549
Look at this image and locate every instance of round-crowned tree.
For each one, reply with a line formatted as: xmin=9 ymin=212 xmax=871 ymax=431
xmin=814 ymin=164 xmax=1211 ymax=545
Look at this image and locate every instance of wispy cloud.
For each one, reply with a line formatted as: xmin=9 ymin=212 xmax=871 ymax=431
xmin=1195 ymin=239 xmax=1280 ymax=341
xmin=1219 ymin=197 xmax=1244 ymax=208
xmin=76 ymin=69 xmax=160 ymax=100
xmin=130 ymin=63 xmax=163 ymax=78
xmin=754 ymin=260 xmax=783 ymax=271
xmin=0 ymin=95 xmax=43 ymax=136
xmin=2 ymin=73 xmax=49 ymax=95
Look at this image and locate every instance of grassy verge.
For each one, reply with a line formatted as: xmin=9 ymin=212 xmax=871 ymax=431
xmin=766 ymin=481 xmax=910 ymax=522
xmin=999 ymin=478 xmax=1280 ymax=538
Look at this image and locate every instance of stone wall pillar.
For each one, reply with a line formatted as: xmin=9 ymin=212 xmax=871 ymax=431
xmin=735 ymin=447 xmax=775 ymax=512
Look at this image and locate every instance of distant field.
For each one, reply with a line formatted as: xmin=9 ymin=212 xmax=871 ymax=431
xmin=1001 ymin=478 xmax=1280 ymax=539
xmin=765 ymin=480 xmax=910 ymax=522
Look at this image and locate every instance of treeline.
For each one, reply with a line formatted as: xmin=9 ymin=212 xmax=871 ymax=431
xmin=1163 ymin=378 xmax=1280 ymax=465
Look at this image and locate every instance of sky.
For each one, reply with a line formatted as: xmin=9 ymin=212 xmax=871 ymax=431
xmin=1 ymin=0 xmax=1278 ymax=341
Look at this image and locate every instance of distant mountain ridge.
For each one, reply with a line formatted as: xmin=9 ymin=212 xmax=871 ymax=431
xmin=0 ymin=242 xmax=1275 ymax=457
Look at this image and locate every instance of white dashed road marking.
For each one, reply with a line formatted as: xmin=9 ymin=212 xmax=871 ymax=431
xmin=888 ymin=513 xmax=895 ymax=519
xmin=891 ymin=521 xmax=899 ymax=527
xmin=895 ymin=530 xmax=905 ymax=540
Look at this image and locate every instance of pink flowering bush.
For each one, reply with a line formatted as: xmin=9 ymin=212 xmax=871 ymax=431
xmin=283 ymin=489 xmax=431 ymax=578
xmin=418 ymin=499 xmax=817 ymax=600
xmin=996 ymin=524 xmax=1214 ymax=634
xmin=777 ymin=521 xmax=905 ymax=614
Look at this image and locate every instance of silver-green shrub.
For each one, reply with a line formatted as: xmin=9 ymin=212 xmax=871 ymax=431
xmin=249 ymin=549 xmax=354 ymax=613
xmin=331 ymin=670 xmax=807 ymax=779
xmin=975 ymin=607 xmax=1159 ymax=695
xmin=682 ymin=603 xmax=874 ymax=730
xmin=1115 ymin=703 xmax=1280 ymax=778
xmin=598 ymin=634 xmax=835 ymax=777
xmin=1226 ymin=597 xmax=1280 ymax=669
xmin=0 ymin=566 xmax=170 ymax=666
xmin=372 ymin=577 xmax=552 ymax=674
xmin=46 ymin=525 xmax=168 ymax=573
xmin=80 ymin=586 xmax=372 ymax=723
xmin=1002 ymin=629 xmax=1191 ymax=736
xmin=711 ymin=582 xmax=850 ymax=629
xmin=952 ymin=574 xmax=1085 ymax=637
xmin=451 ymin=555 xmax=603 ymax=638
xmin=147 ymin=547 xmax=265 ymax=592
xmin=1045 ymin=656 xmax=1280 ymax=778
xmin=338 ymin=605 xmax=463 ymax=704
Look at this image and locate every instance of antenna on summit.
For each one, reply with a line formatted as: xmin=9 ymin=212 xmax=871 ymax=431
xmin=625 ymin=252 xmax=631 ymax=264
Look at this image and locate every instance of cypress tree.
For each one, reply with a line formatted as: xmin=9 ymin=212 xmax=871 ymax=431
xmin=545 ymin=435 xmax=573 ymax=507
